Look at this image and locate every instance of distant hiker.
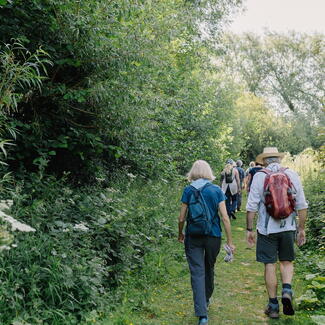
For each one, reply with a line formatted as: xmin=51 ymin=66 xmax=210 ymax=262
xmin=235 ymin=159 xmax=245 ymax=211
xmin=220 ymin=159 xmax=241 ymax=219
xmin=246 ymin=147 xmax=308 ymax=319
xmin=246 ymin=161 xmax=263 ymax=192
xmin=244 ymin=161 xmax=255 ymax=190
xmin=245 ymin=161 xmax=255 ymax=174
xmin=178 ymin=160 xmax=235 ymax=325
xmin=245 ymin=161 xmax=255 ymax=191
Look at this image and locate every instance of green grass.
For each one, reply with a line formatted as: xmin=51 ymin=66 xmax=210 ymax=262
xmin=103 ymin=203 xmax=315 ymax=325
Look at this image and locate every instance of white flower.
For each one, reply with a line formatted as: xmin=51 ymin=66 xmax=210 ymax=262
xmin=0 ymin=200 xmax=13 ymax=211
xmin=106 ymin=187 xmax=118 ymax=193
xmin=73 ymin=223 xmax=89 ymax=232
xmin=0 ymin=211 xmax=36 ymax=232
xmin=0 ymin=245 xmax=10 ymax=251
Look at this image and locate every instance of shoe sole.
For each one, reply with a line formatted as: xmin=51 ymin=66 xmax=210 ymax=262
xmin=282 ymin=295 xmax=295 ymax=315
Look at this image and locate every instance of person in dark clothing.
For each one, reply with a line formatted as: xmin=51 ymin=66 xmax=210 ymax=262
xmin=244 ymin=161 xmax=255 ymax=190
xmin=235 ymin=160 xmax=245 ymax=211
xmin=246 ymin=162 xmax=263 ymax=192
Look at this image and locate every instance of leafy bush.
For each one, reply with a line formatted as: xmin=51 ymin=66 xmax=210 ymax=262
xmin=282 ymin=149 xmax=325 ymax=250
xmin=296 ymin=254 xmax=325 ymax=313
xmin=0 ymin=174 xmax=181 ymax=324
xmin=304 ymin=188 xmax=325 ymax=250
xmin=294 ymin=147 xmax=325 ymax=318
xmin=0 ymin=0 xmax=241 ymax=181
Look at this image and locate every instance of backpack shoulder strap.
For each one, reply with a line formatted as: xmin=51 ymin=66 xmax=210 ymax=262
xmin=198 ymin=183 xmax=213 ymax=222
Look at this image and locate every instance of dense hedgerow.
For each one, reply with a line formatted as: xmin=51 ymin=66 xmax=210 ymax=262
xmin=0 ymin=174 xmax=182 ymax=324
xmin=0 ymin=0 xmax=242 ymax=181
xmin=292 ymin=148 xmax=325 ymax=316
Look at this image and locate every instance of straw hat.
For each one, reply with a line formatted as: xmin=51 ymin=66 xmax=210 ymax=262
xmin=256 ymin=147 xmax=285 ymax=164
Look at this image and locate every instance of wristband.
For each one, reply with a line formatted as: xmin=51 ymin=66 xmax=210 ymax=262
xmin=246 ymin=228 xmax=253 ymax=231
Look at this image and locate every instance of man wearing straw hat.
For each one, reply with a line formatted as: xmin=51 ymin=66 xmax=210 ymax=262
xmin=246 ymin=147 xmax=308 ymax=319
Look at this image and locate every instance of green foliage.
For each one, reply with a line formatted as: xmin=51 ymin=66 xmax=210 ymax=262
xmin=304 ymin=191 xmax=325 ymax=251
xmin=311 ymin=315 xmax=325 ymax=325
xmin=220 ymin=32 xmax=324 ymax=160
xmin=0 ymin=0 xmax=323 ymax=323
xmin=0 ymin=224 xmax=13 ymax=250
xmin=287 ymin=149 xmax=325 ymax=251
xmin=0 ymin=40 xmax=51 ymax=170
xmin=222 ymin=32 xmax=324 ymax=118
xmin=0 ymin=40 xmax=51 ymax=112
xmin=294 ymin=148 xmax=325 ymax=318
xmin=229 ymin=93 xmax=311 ymax=162
xmin=0 ymin=175 xmax=181 ymax=324
xmin=296 ymin=265 xmax=325 ymax=312
xmin=0 ymin=0 xmax=242 ymax=180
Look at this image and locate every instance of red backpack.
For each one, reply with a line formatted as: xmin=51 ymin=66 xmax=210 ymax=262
xmin=261 ymin=167 xmax=296 ymax=219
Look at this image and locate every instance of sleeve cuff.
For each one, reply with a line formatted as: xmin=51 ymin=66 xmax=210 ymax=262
xmin=295 ymin=203 xmax=308 ymax=210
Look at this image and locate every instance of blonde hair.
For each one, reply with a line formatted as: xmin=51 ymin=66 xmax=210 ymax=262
xmin=187 ymin=160 xmax=216 ymax=181
xmin=223 ymin=163 xmax=233 ymax=174
xmin=249 ymin=161 xmax=255 ymax=168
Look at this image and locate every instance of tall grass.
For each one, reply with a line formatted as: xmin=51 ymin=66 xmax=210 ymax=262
xmin=286 ymin=149 xmax=325 ymax=317
xmin=282 ymin=148 xmax=323 ymax=185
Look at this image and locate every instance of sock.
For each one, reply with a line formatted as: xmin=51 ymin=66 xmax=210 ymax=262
xmin=283 ymin=283 xmax=292 ymax=289
xmin=269 ymin=297 xmax=278 ymax=304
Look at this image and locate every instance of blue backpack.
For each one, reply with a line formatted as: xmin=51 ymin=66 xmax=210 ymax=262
xmin=187 ymin=183 xmax=213 ymax=236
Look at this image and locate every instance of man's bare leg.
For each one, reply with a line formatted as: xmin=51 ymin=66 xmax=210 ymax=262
xmin=279 ymin=261 xmax=294 ymax=284
xmin=265 ymin=263 xmax=277 ymax=298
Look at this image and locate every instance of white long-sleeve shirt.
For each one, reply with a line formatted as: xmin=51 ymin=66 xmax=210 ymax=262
xmin=246 ymin=163 xmax=308 ymax=235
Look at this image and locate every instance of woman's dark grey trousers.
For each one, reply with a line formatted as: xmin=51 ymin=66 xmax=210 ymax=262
xmin=185 ymin=235 xmax=221 ymax=317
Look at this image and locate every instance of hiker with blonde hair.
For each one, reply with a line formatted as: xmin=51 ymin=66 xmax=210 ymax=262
xmin=178 ymin=160 xmax=235 ymax=325
xmin=220 ymin=159 xmax=240 ymax=219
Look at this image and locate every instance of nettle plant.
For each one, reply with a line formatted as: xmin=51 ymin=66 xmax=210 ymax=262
xmin=296 ymin=272 xmax=325 ymax=311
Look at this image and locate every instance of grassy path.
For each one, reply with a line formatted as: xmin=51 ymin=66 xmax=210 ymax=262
xmin=105 ymin=208 xmax=313 ymax=325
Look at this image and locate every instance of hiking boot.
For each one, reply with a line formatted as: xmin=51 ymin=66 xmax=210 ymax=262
xmin=264 ymin=302 xmax=279 ymax=319
xmin=198 ymin=316 xmax=208 ymax=324
xmin=282 ymin=288 xmax=295 ymax=315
